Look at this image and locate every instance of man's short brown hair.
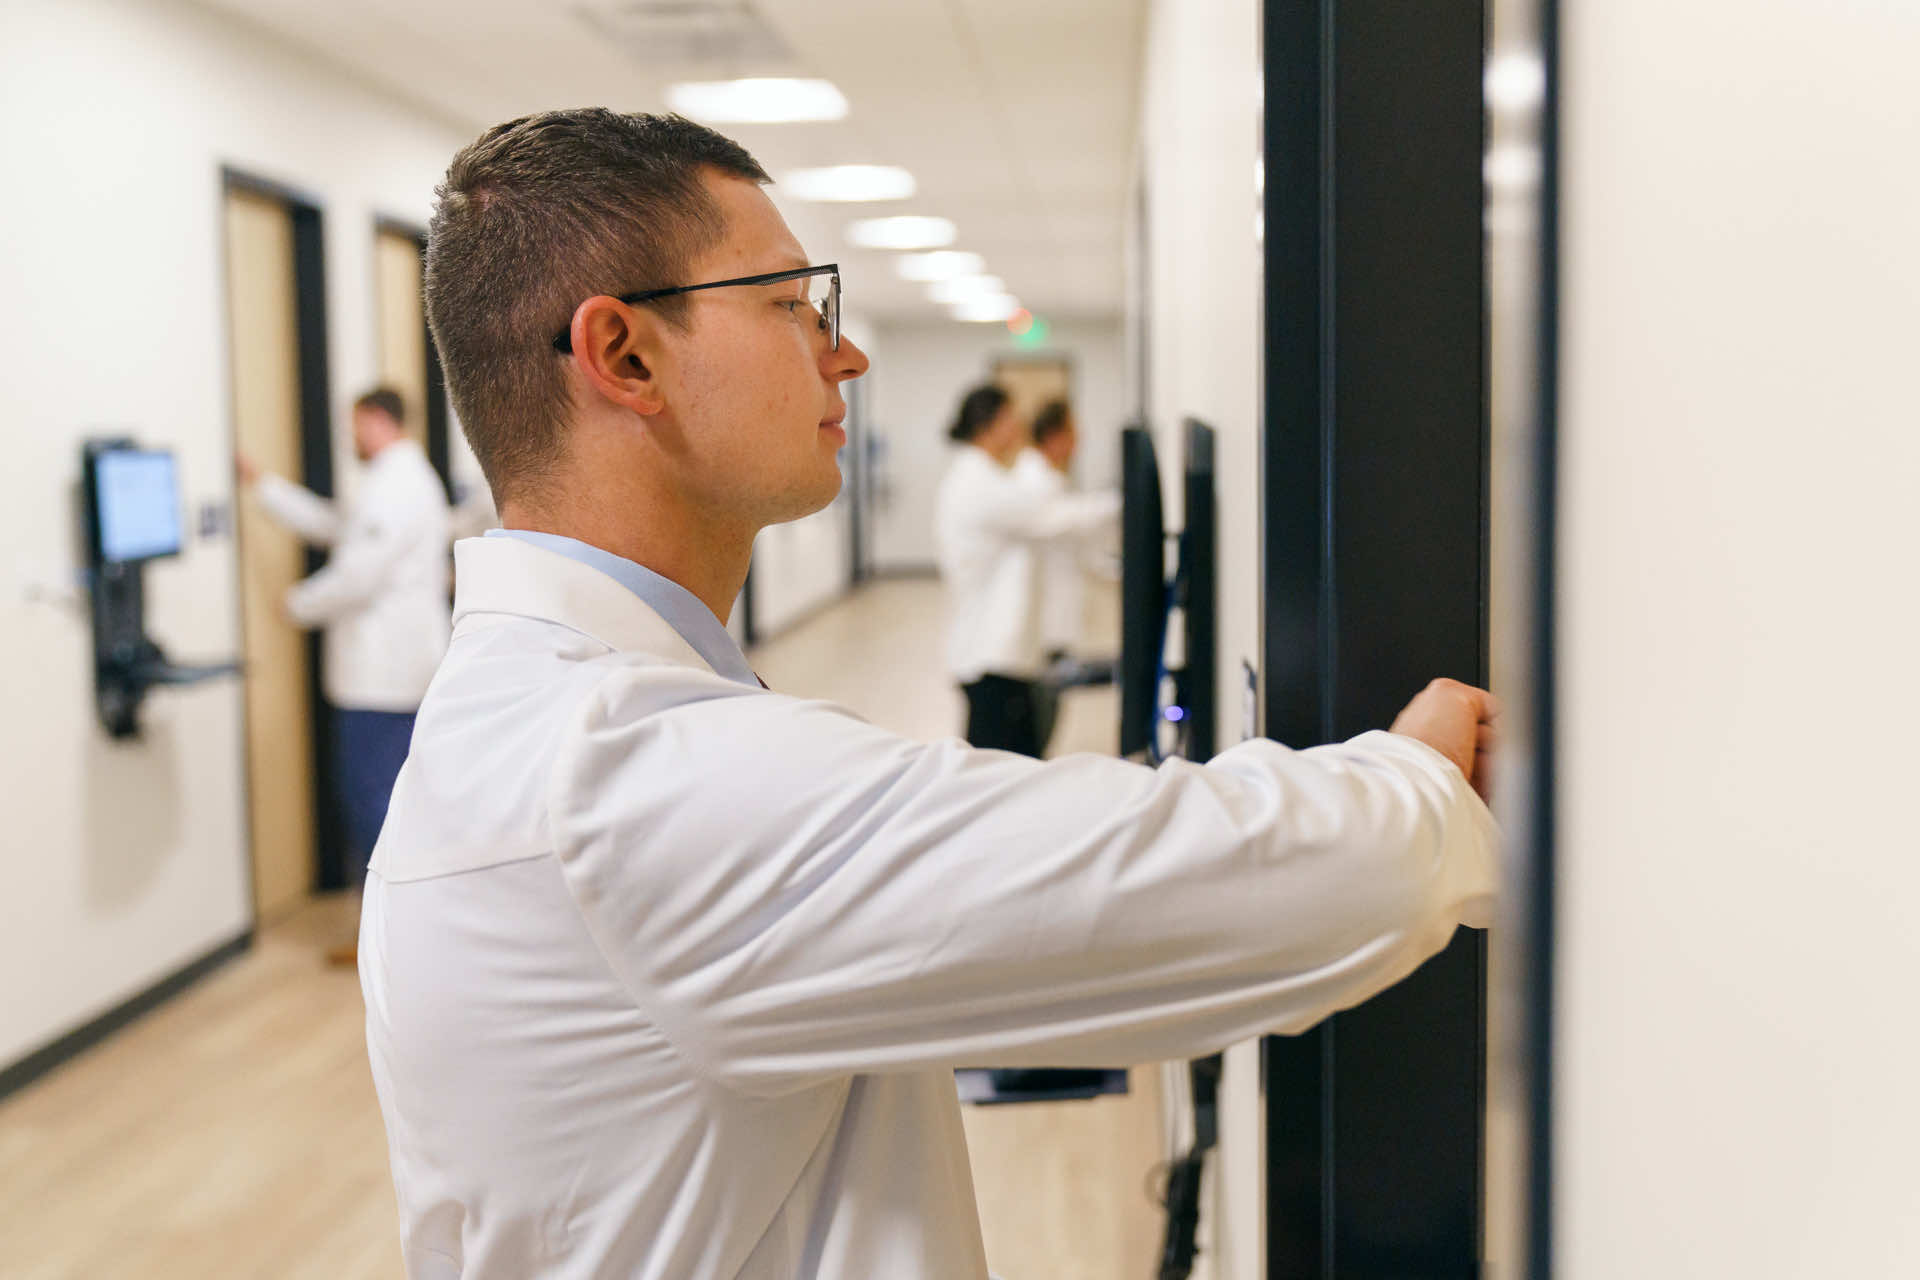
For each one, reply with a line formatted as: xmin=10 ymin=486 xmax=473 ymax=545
xmin=425 ymin=110 xmax=769 ymax=506
xmin=1031 ymin=399 xmax=1073 ymax=445
xmin=354 ymin=387 xmax=406 ymax=426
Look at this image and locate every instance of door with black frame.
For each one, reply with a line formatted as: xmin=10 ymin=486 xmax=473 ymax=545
xmin=1257 ymin=1 xmax=1557 ymax=1277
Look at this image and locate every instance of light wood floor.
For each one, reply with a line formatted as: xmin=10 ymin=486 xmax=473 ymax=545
xmin=0 ymin=576 xmax=1164 ymax=1279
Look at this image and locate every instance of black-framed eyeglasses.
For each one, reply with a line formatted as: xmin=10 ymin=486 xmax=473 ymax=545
xmin=551 ymin=263 xmax=841 ymax=354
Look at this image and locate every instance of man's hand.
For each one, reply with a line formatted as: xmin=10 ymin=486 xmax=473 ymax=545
xmin=1389 ymin=678 xmax=1501 ymax=801
xmin=235 ymin=451 xmax=260 ymax=487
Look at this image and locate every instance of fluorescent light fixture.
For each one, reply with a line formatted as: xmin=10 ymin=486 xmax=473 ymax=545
xmin=951 ymin=294 xmax=1021 ymax=323
xmin=667 ymin=78 xmax=848 ymax=124
xmin=1483 ymin=53 xmax=1545 ymax=113
xmin=846 ymin=215 xmax=956 ymax=250
xmin=781 ymin=165 xmax=916 ymax=202
xmin=895 ymin=251 xmax=985 ymax=282
xmin=928 ymin=275 xmax=1005 ymax=305
xmin=1484 ymin=142 xmax=1542 ymax=191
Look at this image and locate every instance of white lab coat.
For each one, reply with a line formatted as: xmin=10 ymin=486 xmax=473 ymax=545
xmin=935 ymin=445 xmax=1119 ymax=682
xmin=1012 ymin=447 xmax=1090 ymax=655
xmin=359 ymin=533 xmax=1497 ymax=1280
xmin=254 ymin=438 xmax=450 ymax=710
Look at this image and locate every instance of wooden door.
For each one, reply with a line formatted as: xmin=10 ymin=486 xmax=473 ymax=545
xmin=225 ymin=187 xmax=316 ymax=921
xmin=374 ymin=229 xmax=429 ymax=448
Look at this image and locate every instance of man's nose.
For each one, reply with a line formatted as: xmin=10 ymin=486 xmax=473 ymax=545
xmin=827 ymin=333 xmax=871 ymax=382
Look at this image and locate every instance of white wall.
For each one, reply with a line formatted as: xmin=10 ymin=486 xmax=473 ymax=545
xmin=749 ymin=506 xmax=850 ymax=637
xmin=1557 ymin=2 xmax=1920 ymax=1275
xmin=1136 ymin=0 xmax=1265 ymax=1276
xmin=864 ymin=318 xmax=1126 ymax=571
xmin=0 ymin=0 xmax=468 ymax=1071
xmin=741 ymin=315 xmax=883 ymax=640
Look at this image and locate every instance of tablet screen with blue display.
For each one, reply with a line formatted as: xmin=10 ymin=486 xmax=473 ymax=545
xmin=95 ymin=449 xmax=183 ymax=563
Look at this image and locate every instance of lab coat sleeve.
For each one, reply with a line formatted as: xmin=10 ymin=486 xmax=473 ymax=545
xmin=254 ymin=473 xmax=343 ymax=546
xmin=548 ymin=675 xmax=1496 ymax=1096
xmin=282 ymin=504 xmax=412 ymax=627
xmin=976 ymin=483 xmax=1121 ymax=543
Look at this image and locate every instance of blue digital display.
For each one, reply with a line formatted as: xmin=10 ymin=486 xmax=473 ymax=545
xmin=95 ymin=449 xmax=182 ymax=562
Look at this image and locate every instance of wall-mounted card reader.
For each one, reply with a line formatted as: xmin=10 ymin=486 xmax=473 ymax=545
xmin=81 ymin=438 xmax=239 ymax=738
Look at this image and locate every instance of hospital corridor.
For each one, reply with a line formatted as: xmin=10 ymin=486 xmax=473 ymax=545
xmin=5 ymin=0 xmax=1919 ymax=1277
xmin=0 ymin=579 xmax=1169 ymax=1280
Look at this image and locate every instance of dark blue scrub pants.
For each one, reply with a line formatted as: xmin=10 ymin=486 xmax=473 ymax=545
xmin=332 ymin=707 xmax=417 ymax=883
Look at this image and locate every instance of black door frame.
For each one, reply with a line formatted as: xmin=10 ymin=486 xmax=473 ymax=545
xmin=1258 ymin=2 xmax=1491 ymax=1275
xmin=221 ymin=167 xmax=344 ymax=895
xmin=373 ymin=216 xmax=455 ymax=502
xmin=1257 ymin=0 xmax=1560 ymax=1274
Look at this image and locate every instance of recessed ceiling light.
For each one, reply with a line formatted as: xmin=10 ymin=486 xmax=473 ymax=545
xmin=1483 ymin=53 xmax=1545 ymax=112
xmin=1484 ymin=142 xmax=1542 ymax=191
xmin=951 ymin=294 xmax=1021 ymax=323
xmin=895 ymin=251 xmax=985 ymax=282
xmin=667 ymin=78 xmax=848 ymax=124
xmin=781 ymin=165 xmax=916 ymax=202
xmin=846 ymin=216 xmax=956 ymax=251
xmin=928 ymin=275 xmax=1006 ymax=305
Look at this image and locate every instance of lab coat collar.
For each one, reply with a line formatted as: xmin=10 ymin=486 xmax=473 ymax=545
xmin=451 ymin=535 xmax=716 ymax=675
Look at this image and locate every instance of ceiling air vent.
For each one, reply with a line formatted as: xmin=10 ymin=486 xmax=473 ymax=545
xmin=574 ymin=0 xmax=793 ymax=69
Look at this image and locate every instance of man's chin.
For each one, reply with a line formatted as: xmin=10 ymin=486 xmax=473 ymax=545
xmin=761 ymin=469 xmax=843 ymax=528
xmin=810 ymin=467 xmax=845 ymax=512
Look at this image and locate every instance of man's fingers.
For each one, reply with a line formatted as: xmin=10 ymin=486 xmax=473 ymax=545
xmin=1428 ymin=678 xmax=1501 ymax=724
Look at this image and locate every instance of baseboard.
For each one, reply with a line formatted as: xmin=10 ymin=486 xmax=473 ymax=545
xmin=865 ymin=563 xmax=939 ymax=579
xmin=0 ymin=930 xmax=253 ymax=1104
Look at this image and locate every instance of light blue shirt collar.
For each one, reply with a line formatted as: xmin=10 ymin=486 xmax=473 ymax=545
xmin=485 ymin=529 xmax=759 ymax=689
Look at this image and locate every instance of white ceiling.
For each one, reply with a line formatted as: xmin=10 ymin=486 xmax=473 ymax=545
xmin=193 ymin=0 xmax=1148 ymax=322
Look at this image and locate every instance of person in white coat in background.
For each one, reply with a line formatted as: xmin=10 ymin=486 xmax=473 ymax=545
xmin=1012 ymin=397 xmax=1100 ymax=753
xmin=937 ymin=384 xmax=1119 ymax=757
xmin=361 ymin=109 xmax=1500 ymax=1280
xmin=237 ymin=387 xmax=450 ymax=963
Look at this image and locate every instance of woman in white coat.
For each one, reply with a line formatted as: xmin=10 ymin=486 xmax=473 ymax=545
xmin=934 ymin=384 xmax=1118 ymax=757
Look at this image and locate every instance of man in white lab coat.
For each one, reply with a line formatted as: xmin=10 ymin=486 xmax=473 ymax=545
xmin=1012 ymin=397 xmax=1104 ymax=753
xmin=1013 ymin=397 xmax=1088 ymax=661
xmin=362 ymin=109 xmax=1499 ymax=1279
xmin=238 ymin=387 xmax=449 ymax=961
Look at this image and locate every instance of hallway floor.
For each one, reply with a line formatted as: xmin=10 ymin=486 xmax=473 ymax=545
xmin=0 ymin=576 xmax=1163 ymax=1279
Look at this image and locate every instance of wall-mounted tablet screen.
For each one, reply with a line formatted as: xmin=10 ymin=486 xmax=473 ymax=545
xmin=94 ymin=448 xmax=183 ymax=563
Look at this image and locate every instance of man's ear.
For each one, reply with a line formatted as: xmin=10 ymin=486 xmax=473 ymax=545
xmin=566 ymin=296 xmax=669 ymax=417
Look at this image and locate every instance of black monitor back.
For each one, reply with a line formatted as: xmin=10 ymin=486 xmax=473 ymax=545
xmin=1179 ymin=419 xmax=1217 ymax=761
xmin=1118 ymin=425 xmax=1165 ymax=757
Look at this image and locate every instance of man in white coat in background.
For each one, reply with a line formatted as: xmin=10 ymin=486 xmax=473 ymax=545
xmin=1012 ymin=397 xmax=1101 ymax=753
xmin=1013 ymin=398 xmax=1088 ymax=661
xmin=362 ymin=109 xmax=1500 ymax=1280
xmin=238 ymin=387 xmax=450 ymax=963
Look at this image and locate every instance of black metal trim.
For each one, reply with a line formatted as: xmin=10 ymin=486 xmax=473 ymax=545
xmin=1259 ymin=1 xmax=1335 ymax=1262
xmin=1527 ymin=1 xmax=1562 ymax=1273
xmin=1260 ymin=2 xmax=1491 ymax=1274
xmin=0 ymin=931 xmax=252 ymax=1103
xmin=288 ymin=198 xmax=347 ymax=893
xmin=374 ymin=220 xmax=456 ymax=502
xmin=423 ymin=310 xmax=453 ymax=501
xmin=1260 ymin=0 xmax=1331 ymax=755
xmin=222 ymin=166 xmax=322 ymax=211
xmin=374 ymin=214 xmax=427 ymax=242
